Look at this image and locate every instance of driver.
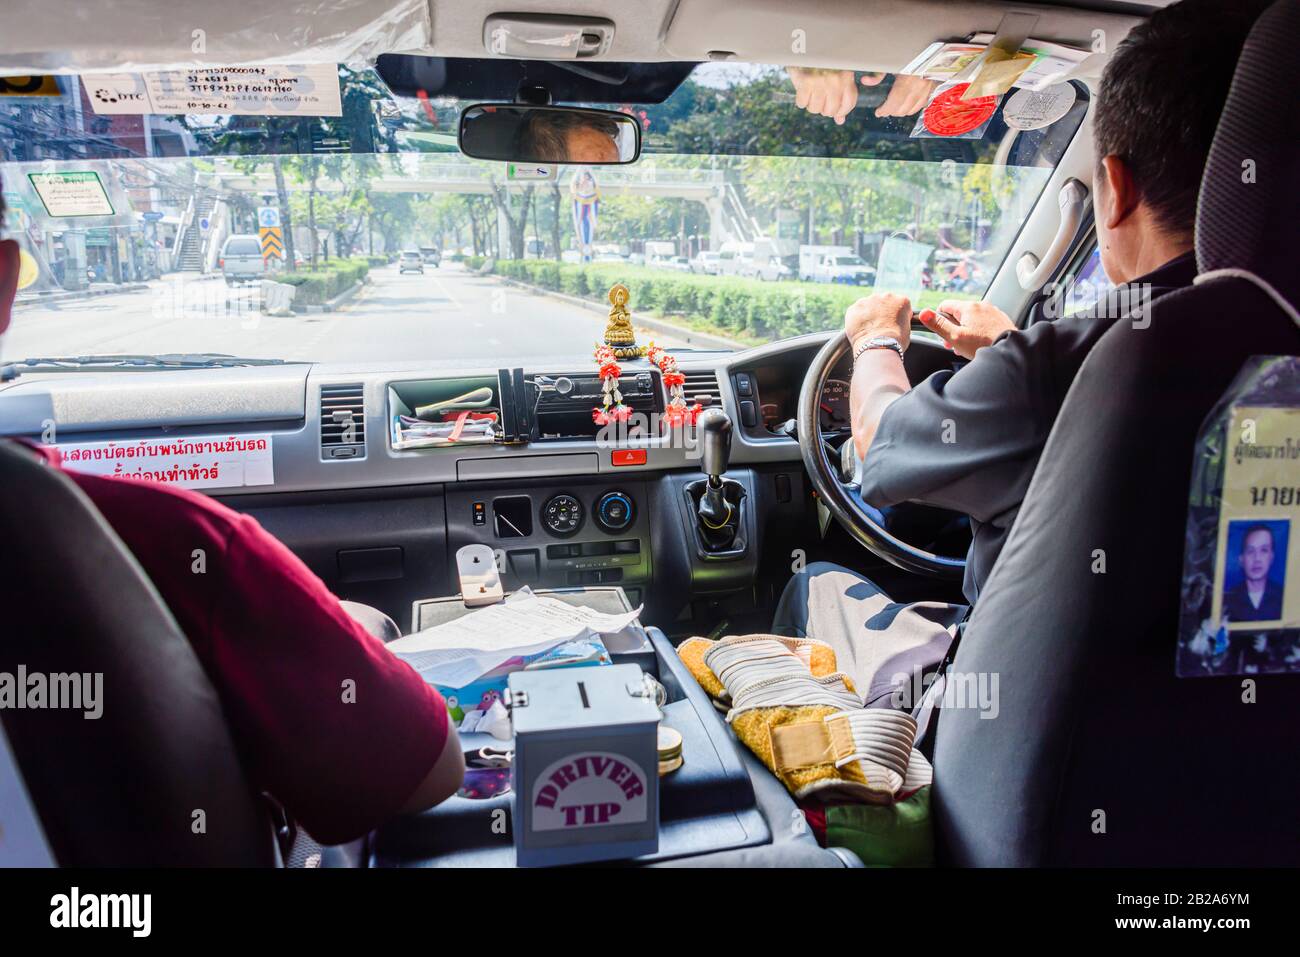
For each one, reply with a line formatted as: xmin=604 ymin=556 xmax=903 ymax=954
xmin=0 ymin=181 xmax=465 ymax=846
xmin=774 ymin=0 xmax=1271 ymax=705
xmin=515 ymin=110 xmax=622 ymax=164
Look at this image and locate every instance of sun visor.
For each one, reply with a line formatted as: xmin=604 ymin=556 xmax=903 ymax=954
xmin=1177 ymin=356 xmax=1300 ymax=678
xmin=0 ymin=0 xmax=431 ymax=74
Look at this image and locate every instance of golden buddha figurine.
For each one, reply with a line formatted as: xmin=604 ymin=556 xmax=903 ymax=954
xmin=604 ymin=282 xmax=643 ymax=359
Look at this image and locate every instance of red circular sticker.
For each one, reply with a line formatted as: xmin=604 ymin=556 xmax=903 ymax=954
xmin=922 ymin=83 xmax=999 ymax=136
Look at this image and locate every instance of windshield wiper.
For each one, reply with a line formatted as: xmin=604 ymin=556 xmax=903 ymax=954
xmin=6 ymin=353 xmax=290 ymax=373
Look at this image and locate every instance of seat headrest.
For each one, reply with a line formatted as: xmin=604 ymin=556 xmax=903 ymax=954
xmin=1195 ymin=0 xmax=1300 ymax=303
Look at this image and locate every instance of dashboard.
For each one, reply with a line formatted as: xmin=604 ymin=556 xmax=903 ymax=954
xmin=746 ymin=359 xmax=853 ymax=435
xmin=0 ymin=331 xmax=956 ymax=625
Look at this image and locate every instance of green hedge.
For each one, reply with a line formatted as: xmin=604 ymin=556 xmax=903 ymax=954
xmin=277 ymin=257 xmax=371 ymax=306
xmin=485 ymin=260 xmax=974 ymax=343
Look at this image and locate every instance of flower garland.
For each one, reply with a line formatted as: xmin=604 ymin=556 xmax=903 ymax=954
xmin=592 ymin=344 xmax=632 ymax=425
xmin=646 ymin=341 xmax=702 ymax=427
xmin=592 ymin=341 xmax=701 ymax=428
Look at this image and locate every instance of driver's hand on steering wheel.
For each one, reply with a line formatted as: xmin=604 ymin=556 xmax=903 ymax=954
xmin=845 ymin=292 xmax=912 ymax=351
xmin=919 ymin=300 xmax=1017 ymax=360
xmin=787 ymin=68 xmax=937 ymax=124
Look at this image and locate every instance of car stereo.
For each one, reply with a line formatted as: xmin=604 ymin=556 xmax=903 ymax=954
xmin=526 ymin=367 xmax=664 ymax=439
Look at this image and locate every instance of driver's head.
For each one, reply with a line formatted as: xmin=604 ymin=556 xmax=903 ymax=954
xmin=1091 ymin=0 xmax=1272 ymax=283
xmin=1238 ymin=525 xmax=1275 ymax=585
xmin=517 ymin=111 xmax=621 ymax=164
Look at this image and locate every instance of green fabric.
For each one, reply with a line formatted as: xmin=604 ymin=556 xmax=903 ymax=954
xmin=825 ymin=787 xmax=934 ymax=867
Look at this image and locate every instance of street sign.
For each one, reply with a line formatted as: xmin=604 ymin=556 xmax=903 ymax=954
xmin=0 ymin=76 xmax=61 ymax=97
xmin=257 ymin=206 xmax=281 ymax=229
xmin=260 ymin=227 xmax=284 ymax=261
xmin=26 ymin=171 xmax=114 ymax=218
xmin=142 ymin=211 xmax=164 ymax=222
xmin=198 ymin=217 xmax=211 ymax=232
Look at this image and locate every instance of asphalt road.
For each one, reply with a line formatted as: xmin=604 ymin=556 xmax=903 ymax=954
xmin=7 ymin=263 xmax=695 ymax=365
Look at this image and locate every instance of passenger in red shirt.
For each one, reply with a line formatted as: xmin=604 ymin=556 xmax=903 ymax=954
xmin=0 ymin=191 xmax=462 ymax=845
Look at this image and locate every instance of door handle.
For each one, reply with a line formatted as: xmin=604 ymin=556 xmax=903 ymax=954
xmin=1016 ymin=178 xmax=1088 ymax=290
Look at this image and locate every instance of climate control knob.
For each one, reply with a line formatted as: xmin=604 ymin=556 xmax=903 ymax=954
xmin=541 ymin=493 xmax=584 ymax=537
xmin=595 ymin=490 xmax=636 ymax=533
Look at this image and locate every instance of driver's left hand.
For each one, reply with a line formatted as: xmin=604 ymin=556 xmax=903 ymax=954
xmin=920 ymin=300 xmax=1017 ymax=359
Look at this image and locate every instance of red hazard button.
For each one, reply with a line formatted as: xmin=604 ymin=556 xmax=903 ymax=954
xmin=611 ymin=449 xmax=647 ymax=467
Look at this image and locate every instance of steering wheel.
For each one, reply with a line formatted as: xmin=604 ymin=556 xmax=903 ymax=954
xmin=798 ymin=331 xmax=966 ymax=580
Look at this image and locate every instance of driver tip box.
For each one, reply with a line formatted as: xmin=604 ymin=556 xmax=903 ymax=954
xmin=509 ymin=664 xmax=660 ymax=866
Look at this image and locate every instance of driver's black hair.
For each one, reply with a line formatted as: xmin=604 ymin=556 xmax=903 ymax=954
xmin=1093 ymin=0 xmax=1273 ymax=243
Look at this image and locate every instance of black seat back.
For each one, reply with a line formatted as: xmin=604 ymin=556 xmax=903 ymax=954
xmin=0 ymin=440 xmax=275 ymax=865
xmin=931 ymin=0 xmax=1300 ymax=865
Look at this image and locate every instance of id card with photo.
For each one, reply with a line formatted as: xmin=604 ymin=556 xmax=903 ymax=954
xmin=1176 ymin=357 xmax=1300 ymax=677
xmin=1211 ymin=406 xmax=1300 ymax=631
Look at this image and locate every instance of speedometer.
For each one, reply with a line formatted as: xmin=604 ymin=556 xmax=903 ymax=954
xmin=819 ymin=378 xmax=851 ymax=431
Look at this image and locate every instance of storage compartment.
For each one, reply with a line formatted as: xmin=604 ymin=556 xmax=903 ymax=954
xmin=388 ymin=376 xmax=502 ymax=450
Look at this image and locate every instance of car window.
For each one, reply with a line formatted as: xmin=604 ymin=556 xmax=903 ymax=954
xmin=223 ymin=238 xmax=261 ymax=256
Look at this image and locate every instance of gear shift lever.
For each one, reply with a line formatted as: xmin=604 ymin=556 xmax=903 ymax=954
xmin=698 ymin=407 xmax=733 ymax=487
xmin=693 ymin=407 xmax=742 ymax=544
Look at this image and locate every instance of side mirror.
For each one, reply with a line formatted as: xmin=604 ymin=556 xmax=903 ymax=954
xmin=457 ymin=104 xmax=641 ymax=165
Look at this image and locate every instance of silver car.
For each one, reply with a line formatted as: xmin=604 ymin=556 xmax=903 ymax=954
xmin=220 ymin=234 xmax=266 ymax=285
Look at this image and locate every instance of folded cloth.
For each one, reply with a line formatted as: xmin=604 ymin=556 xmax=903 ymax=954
xmin=678 ymin=634 xmax=932 ymax=806
xmin=677 ymin=634 xmax=843 ymax=706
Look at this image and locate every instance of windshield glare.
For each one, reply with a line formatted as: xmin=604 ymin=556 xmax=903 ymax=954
xmin=1 ymin=62 xmax=1085 ymax=365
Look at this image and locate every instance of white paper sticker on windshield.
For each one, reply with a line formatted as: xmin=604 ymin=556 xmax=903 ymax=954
xmin=1002 ymin=84 xmax=1076 ymax=131
xmin=56 ymin=435 xmax=274 ymax=490
xmin=26 ymin=171 xmax=114 ymax=218
xmin=87 ymin=65 xmax=342 ymax=117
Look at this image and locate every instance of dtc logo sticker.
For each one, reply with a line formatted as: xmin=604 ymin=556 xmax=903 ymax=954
xmin=532 ymin=752 xmax=648 ymax=831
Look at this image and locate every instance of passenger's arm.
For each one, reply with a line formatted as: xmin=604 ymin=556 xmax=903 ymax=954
xmin=401 ymin=726 xmax=465 ymax=812
xmin=214 ymin=514 xmax=457 ymax=844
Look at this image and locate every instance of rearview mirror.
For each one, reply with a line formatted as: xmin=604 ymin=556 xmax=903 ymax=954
xmin=457 ymin=104 xmax=641 ymax=165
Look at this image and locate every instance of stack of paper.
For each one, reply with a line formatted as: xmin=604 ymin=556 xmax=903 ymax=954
xmin=902 ymin=35 xmax=1092 ymax=92
xmin=389 ymin=587 xmax=646 ymax=689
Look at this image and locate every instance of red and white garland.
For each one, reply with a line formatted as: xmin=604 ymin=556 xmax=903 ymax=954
xmin=592 ymin=341 xmax=702 ymax=428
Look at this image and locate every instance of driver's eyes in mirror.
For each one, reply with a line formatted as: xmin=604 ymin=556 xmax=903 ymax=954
xmin=458 ymin=105 xmax=640 ymax=165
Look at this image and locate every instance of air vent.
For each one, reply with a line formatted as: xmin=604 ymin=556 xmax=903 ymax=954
xmin=320 ymin=383 xmax=366 ymax=460
xmin=681 ymin=370 xmax=722 ymax=408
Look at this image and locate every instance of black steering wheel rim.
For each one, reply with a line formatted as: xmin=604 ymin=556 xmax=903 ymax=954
xmin=798 ymin=331 xmax=966 ymax=580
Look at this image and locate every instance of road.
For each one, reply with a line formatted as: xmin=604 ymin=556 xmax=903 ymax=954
xmin=6 ymin=263 xmax=696 ymax=365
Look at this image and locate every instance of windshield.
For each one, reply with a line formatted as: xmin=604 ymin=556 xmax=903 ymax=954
xmin=1 ymin=63 xmax=1085 ymax=365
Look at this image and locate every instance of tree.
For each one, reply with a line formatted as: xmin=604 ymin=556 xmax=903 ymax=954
xmin=486 ymin=178 xmax=534 ymax=260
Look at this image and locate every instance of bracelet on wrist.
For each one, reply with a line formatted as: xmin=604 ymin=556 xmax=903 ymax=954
xmin=853 ymin=336 xmax=905 ymax=362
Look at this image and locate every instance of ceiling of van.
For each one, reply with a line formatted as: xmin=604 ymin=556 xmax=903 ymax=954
xmin=0 ymin=0 xmax=1151 ymax=75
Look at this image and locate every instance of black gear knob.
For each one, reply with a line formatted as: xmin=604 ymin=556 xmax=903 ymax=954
xmin=698 ymin=406 xmax=732 ymax=484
